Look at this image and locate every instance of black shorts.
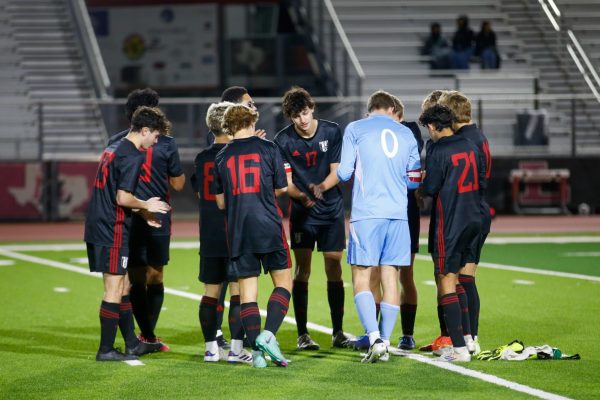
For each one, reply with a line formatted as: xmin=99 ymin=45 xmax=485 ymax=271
xmin=87 ymin=243 xmax=129 ymax=275
xmin=432 ymin=222 xmax=481 ymax=275
xmin=407 ymin=189 xmax=420 ymax=254
xmin=128 ymin=216 xmax=170 ymax=267
xmin=229 ymin=249 xmax=291 ymax=278
xmin=290 ymin=215 xmax=346 ymax=252
xmin=199 ymin=256 xmax=236 ymax=285
xmin=464 ymin=231 xmax=489 ymax=265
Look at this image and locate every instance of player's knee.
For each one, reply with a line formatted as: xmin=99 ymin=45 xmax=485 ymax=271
xmin=294 ymin=264 xmax=311 ymax=281
xmin=146 ymin=265 xmax=164 ymax=284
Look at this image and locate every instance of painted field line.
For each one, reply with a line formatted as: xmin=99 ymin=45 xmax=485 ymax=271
xmin=417 ymin=236 xmax=600 ymax=245
xmin=414 ymin=255 xmax=600 ymax=282
xmin=0 ymin=249 xmax=571 ymax=400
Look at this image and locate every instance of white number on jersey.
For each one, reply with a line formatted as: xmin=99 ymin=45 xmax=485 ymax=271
xmin=380 ymin=129 xmax=399 ymax=158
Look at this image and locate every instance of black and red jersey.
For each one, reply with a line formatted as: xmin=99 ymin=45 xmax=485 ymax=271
xmin=214 ymin=136 xmax=288 ymax=258
xmin=423 ymin=134 xmax=485 ymax=256
xmin=455 ymin=124 xmax=492 ymax=233
xmin=84 ymin=139 xmax=145 ymax=248
xmin=191 ymin=143 xmax=228 ymax=258
xmin=274 ymin=120 xmax=343 ymax=225
xmin=108 ymin=130 xmax=184 ymax=235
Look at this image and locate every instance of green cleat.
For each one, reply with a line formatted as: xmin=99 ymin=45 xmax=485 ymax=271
xmin=252 ymin=350 xmax=267 ymax=368
xmin=256 ymin=331 xmax=288 ymax=367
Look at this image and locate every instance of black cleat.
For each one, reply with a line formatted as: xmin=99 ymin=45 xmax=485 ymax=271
xmin=126 ymin=340 xmax=162 ymax=356
xmin=216 ymin=334 xmax=230 ymax=350
xmin=332 ymin=331 xmax=351 ymax=348
xmin=96 ymin=348 xmax=138 ymax=362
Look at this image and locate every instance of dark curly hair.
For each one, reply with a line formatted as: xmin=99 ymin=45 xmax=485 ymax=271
xmin=125 ymin=88 xmax=159 ymax=122
xmin=131 ymin=106 xmax=171 ymax=135
xmin=282 ymin=86 xmax=315 ymax=118
xmin=419 ymin=104 xmax=455 ymax=132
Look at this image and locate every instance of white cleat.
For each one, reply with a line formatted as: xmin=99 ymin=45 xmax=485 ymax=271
xmin=227 ymin=348 xmax=253 ymax=364
xmin=437 ymin=347 xmax=471 ymax=362
xmin=361 ymin=339 xmax=387 ymax=363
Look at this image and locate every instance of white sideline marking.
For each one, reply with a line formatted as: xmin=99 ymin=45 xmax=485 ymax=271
xmin=563 ymin=252 xmax=600 ymax=257
xmin=0 ymin=260 xmax=15 ymax=266
xmin=0 ymin=248 xmax=573 ymax=399
xmin=124 ymin=360 xmax=145 ymax=366
xmin=513 ymin=280 xmax=535 ymax=285
xmin=422 ymin=280 xmax=436 ymax=286
xmin=414 ymin=255 xmax=600 ymax=282
xmin=418 ymin=236 xmax=600 ymax=245
xmin=53 ymin=287 xmax=70 ymax=293
xmin=70 ymin=257 xmax=89 ymax=264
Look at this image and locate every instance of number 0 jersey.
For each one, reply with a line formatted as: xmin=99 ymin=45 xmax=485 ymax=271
xmin=337 ymin=114 xmax=422 ymax=222
xmin=274 ymin=120 xmax=344 ymax=225
xmin=84 ymin=138 xmax=145 ymax=247
xmin=191 ymin=143 xmax=228 ymax=258
xmin=214 ymin=136 xmax=288 ymax=258
xmin=422 ymin=134 xmax=485 ymax=256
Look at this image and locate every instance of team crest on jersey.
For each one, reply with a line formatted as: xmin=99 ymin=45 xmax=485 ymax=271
xmin=319 ymin=140 xmax=328 ymax=152
xmin=294 ymin=232 xmax=303 ymax=244
xmin=121 ymin=256 xmax=129 ymax=269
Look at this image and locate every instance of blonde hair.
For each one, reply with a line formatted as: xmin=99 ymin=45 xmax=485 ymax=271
xmin=438 ymin=91 xmax=471 ymax=124
xmin=391 ymin=95 xmax=404 ymax=119
xmin=222 ymin=104 xmax=259 ymax=136
xmin=206 ymin=101 xmax=235 ymax=136
xmin=421 ymin=90 xmax=446 ymax=111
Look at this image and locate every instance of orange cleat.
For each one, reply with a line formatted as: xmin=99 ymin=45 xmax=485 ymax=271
xmin=419 ymin=335 xmax=452 ymax=353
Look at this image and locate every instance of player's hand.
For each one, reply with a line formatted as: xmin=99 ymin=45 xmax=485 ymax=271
xmin=138 ymin=209 xmax=162 ymax=228
xmin=298 ymin=192 xmax=315 ymax=208
xmin=415 ymin=187 xmax=425 ymax=209
xmin=255 ymin=129 xmax=267 ymax=139
xmin=309 ymin=183 xmax=324 ymax=200
xmin=146 ymin=197 xmax=171 ymax=214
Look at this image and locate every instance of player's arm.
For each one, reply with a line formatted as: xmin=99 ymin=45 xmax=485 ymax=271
xmin=406 ymin=139 xmax=422 ymax=190
xmin=312 ymin=162 xmax=340 ymax=200
xmin=336 ymin=125 xmax=357 ymax=182
xmin=116 ymin=190 xmax=170 ymax=213
xmin=273 ymin=147 xmax=290 ymax=199
xmin=286 ymin=170 xmax=315 ymax=208
xmin=169 ymin=174 xmax=186 ymax=191
xmin=421 ymin=150 xmax=443 ymax=197
xmin=215 ymin=193 xmax=225 ymax=210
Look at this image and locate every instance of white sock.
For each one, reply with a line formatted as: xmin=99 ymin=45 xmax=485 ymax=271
xmin=230 ymin=339 xmax=243 ymax=354
xmin=216 ymin=329 xmax=223 ymax=337
xmin=205 ymin=341 xmax=218 ymax=354
xmin=368 ymin=331 xmax=381 ymax=346
xmin=454 ymin=346 xmax=469 ymax=355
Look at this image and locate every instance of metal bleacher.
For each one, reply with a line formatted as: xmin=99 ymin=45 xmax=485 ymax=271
xmin=0 ymin=0 xmax=107 ymax=161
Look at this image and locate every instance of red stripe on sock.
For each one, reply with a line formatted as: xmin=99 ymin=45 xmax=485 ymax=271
xmin=100 ymin=309 xmax=120 ymax=319
xmin=270 ymin=293 xmax=289 ymax=308
xmin=200 ymin=296 xmax=218 ymax=305
xmin=119 ymin=302 xmax=132 ymax=311
xmin=440 ymin=294 xmax=458 ymax=306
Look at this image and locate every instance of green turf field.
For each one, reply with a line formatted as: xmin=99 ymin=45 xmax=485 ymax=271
xmin=0 ymin=237 xmax=599 ymax=400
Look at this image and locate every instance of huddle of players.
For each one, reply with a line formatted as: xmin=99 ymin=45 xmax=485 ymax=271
xmin=84 ymin=85 xmax=490 ymax=365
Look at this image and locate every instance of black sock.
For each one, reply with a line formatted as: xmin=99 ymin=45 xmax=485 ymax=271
xmin=292 ymin=280 xmax=308 ymax=336
xmin=327 ymin=281 xmax=345 ymax=334
xmin=199 ymin=296 xmax=218 ymax=343
xmin=441 ymin=293 xmax=465 ymax=347
xmin=118 ymin=295 xmax=139 ymax=348
xmin=437 ymin=301 xmax=448 ymax=336
xmin=146 ymin=283 xmax=164 ymax=331
xmin=130 ymin=283 xmax=154 ymax=339
xmin=456 ymin=284 xmax=471 ymax=337
xmin=240 ymin=302 xmax=261 ymax=350
xmin=216 ymin=285 xmax=227 ymax=335
xmin=228 ymin=295 xmax=244 ymax=340
xmin=99 ymin=301 xmax=120 ymax=353
xmin=400 ymin=304 xmax=417 ymax=336
xmin=459 ymin=274 xmax=479 ymax=337
xmin=265 ymin=287 xmax=291 ymax=335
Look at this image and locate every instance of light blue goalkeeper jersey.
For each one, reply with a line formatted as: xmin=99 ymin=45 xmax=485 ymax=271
xmin=337 ymin=114 xmax=421 ymax=222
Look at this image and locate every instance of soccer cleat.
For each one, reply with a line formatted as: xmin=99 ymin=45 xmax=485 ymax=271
xmin=361 ymin=338 xmax=387 ymax=363
xmin=332 ymin=331 xmax=351 ymax=348
xmin=256 ymin=331 xmax=288 ymax=367
xmin=347 ymin=334 xmax=370 ymax=350
xmin=252 ymin=350 xmax=267 ymax=368
xmin=296 ymin=333 xmax=320 ymax=351
xmin=125 ymin=340 xmax=162 ymax=356
xmin=437 ymin=349 xmax=471 ymax=362
xmin=398 ymin=336 xmax=416 ymax=350
xmin=472 ymin=338 xmax=481 ymax=356
xmin=419 ymin=335 xmax=452 ymax=355
xmin=139 ymin=335 xmax=170 ymax=352
xmin=204 ymin=350 xmax=220 ymax=362
xmin=216 ymin=334 xmax=230 ymax=350
xmin=465 ymin=335 xmax=476 ymax=354
xmin=96 ymin=348 xmax=138 ymax=362
xmin=227 ymin=348 xmax=253 ymax=364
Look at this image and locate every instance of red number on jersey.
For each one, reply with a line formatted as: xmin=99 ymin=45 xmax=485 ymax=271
xmin=139 ymin=147 xmax=153 ymax=183
xmin=305 ymin=151 xmax=317 ymax=167
xmin=226 ymin=153 xmax=261 ymax=195
xmin=451 ymin=151 xmax=479 ymax=194
xmin=203 ymin=161 xmax=216 ymax=201
xmin=94 ymin=151 xmax=116 ymax=189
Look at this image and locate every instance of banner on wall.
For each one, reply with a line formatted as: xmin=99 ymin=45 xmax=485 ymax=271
xmin=89 ymin=4 xmax=219 ymax=89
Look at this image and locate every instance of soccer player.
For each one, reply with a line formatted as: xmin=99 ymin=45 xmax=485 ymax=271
xmin=337 ymin=90 xmax=421 ymax=363
xmin=191 ymin=102 xmax=252 ymax=363
xmin=108 ymin=88 xmax=185 ymax=351
xmin=274 ymin=87 xmax=348 ymax=350
xmin=438 ymin=91 xmax=492 ymax=354
xmin=419 ymin=104 xmax=485 ymax=362
xmin=85 ymin=106 xmax=171 ymax=361
xmin=207 ymin=86 xmax=266 ymax=349
xmin=349 ymin=94 xmax=423 ymax=351
xmin=214 ymin=104 xmax=292 ymax=368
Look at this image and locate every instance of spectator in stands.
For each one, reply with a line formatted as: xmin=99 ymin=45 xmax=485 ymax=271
xmin=422 ymin=22 xmax=451 ymax=70
xmin=451 ymin=15 xmax=475 ymax=69
xmin=475 ymin=21 xmax=500 ymax=69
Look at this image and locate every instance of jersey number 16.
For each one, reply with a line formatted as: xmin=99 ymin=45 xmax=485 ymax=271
xmin=226 ymin=154 xmax=261 ymax=195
